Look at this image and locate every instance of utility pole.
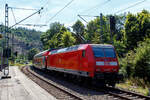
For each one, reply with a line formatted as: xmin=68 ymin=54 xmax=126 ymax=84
xmin=100 ymin=13 xmax=103 ymax=43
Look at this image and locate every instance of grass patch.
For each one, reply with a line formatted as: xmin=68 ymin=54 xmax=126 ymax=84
xmin=13 ymin=63 xmax=26 ymax=69
xmin=116 ymin=78 xmax=150 ymax=96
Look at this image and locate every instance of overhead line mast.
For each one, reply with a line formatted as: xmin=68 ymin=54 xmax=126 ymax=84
xmin=9 ymin=7 xmax=38 ymax=11
xmin=1 ymin=4 xmax=44 ymax=79
xmin=77 ymin=14 xmax=103 ymax=43
xmin=10 ymin=7 xmax=43 ymax=28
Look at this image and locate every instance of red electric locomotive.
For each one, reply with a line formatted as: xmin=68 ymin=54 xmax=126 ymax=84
xmin=46 ymin=44 xmax=120 ymax=86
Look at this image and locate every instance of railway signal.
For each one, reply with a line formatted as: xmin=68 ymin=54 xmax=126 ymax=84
xmin=0 ymin=34 xmax=2 ymax=38
xmin=14 ymin=51 xmax=17 ymax=57
xmin=110 ymin=16 xmax=116 ymax=32
xmin=109 ymin=15 xmax=116 ymax=44
xmin=3 ymin=48 xmax=11 ymax=58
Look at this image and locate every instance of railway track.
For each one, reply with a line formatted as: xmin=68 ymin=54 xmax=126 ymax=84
xmin=22 ymin=66 xmax=150 ymax=100
xmin=105 ymin=87 xmax=150 ymax=100
xmin=22 ymin=66 xmax=85 ymax=100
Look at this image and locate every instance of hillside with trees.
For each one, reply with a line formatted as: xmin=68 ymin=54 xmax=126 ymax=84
xmin=0 ymin=25 xmax=42 ymax=61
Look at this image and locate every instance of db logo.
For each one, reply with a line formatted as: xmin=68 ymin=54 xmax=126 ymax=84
xmin=105 ymin=62 xmax=109 ymax=65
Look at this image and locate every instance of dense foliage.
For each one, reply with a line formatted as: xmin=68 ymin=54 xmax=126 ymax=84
xmin=120 ymin=38 xmax=150 ymax=82
xmin=27 ymin=48 xmax=39 ymax=60
xmin=0 ymin=26 xmax=42 ymax=50
xmin=125 ymin=10 xmax=150 ymax=50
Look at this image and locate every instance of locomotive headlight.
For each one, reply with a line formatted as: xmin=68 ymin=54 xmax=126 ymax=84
xmin=112 ymin=68 xmax=117 ymax=71
xmin=96 ymin=61 xmax=104 ymax=66
xmin=109 ymin=62 xmax=117 ymax=66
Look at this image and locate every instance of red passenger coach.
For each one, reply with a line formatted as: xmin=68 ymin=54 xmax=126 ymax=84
xmin=46 ymin=44 xmax=120 ymax=86
xmin=33 ymin=50 xmax=50 ymax=69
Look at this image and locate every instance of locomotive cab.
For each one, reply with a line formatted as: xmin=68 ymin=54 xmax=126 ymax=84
xmin=91 ymin=44 xmax=120 ymax=86
xmin=92 ymin=45 xmax=119 ymax=73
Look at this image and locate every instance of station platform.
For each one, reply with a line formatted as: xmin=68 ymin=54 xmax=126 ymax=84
xmin=0 ymin=66 xmax=57 ymax=100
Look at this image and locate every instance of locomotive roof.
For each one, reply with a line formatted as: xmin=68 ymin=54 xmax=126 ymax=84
xmin=89 ymin=44 xmax=114 ymax=48
xmin=50 ymin=44 xmax=114 ymax=55
xmin=34 ymin=50 xmax=49 ymax=58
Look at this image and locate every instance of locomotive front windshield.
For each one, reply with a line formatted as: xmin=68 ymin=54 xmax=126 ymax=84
xmin=92 ymin=46 xmax=116 ymax=58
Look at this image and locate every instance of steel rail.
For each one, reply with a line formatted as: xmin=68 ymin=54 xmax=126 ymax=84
xmin=24 ymin=66 xmax=84 ymax=100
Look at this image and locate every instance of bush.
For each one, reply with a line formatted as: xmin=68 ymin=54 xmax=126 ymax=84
xmin=119 ymin=38 xmax=150 ymax=82
xmin=133 ymin=38 xmax=150 ymax=81
xmin=119 ymin=51 xmax=135 ymax=77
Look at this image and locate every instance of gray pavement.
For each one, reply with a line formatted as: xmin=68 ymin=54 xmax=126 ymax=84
xmin=0 ymin=66 xmax=57 ymax=100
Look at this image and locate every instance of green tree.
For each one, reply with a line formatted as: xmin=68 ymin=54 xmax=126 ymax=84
xmin=114 ymin=14 xmax=126 ymax=41
xmin=27 ymin=48 xmax=38 ymax=60
xmin=47 ymin=33 xmax=60 ymax=49
xmin=124 ymin=10 xmax=150 ymax=50
xmin=125 ymin=13 xmax=140 ymax=49
xmin=85 ymin=16 xmax=111 ymax=44
xmin=40 ymin=22 xmax=68 ymax=49
xmin=47 ymin=22 xmax=63 ymax=39
xmin=85 ymin=18 xmax=100 ymax=43
xmin=61 ymin=31 xmax=75 ymax=47
xmin=120 ymin=38 xmax=150 ymax=81
xmin=72 ymin=20 xmax=85 ymax=36
xmin=137 ymin=10 xmax=150 ymax=38
xmin=113 ymin=40 xmax=126 ymax=57
xmin=133 ymin=38 xmax=150 ymax=81
xmin=72 ymin=20 xmax=85 ymax=44
xmin=40 ymin=22 xmax=63 ymax=49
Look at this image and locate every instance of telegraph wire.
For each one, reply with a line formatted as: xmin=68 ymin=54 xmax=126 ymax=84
xmin=45 ymin=0 xmax=75 ymax=24
xmin=115 ymin=0 xmax=147 ymax=14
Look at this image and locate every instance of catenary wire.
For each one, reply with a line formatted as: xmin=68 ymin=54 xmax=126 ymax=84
xmin=114 ymin=0 xmax=147 ymax=14
xmin=10 ymin=8 xmax=17 ymax=24
xmin=9 ymin=7 xmax=38 ymax=11
xmin=81 ymin=0 xmax=111 ymax=14
xmin=45 ymin=0 xmax=75 ymax=24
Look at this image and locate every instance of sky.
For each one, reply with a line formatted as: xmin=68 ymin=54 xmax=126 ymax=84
xmin=0 ymin=0 xmax=150 ymax=32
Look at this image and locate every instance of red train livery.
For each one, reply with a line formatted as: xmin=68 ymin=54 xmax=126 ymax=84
xmin=33 ymin=50 xmax=50 ymax=69
xmin=33 ymin=44 xmax=121 ymax=86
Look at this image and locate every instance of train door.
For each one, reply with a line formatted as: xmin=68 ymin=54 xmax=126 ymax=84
xmin=42 ymin=56 xmax=47 ymax=69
